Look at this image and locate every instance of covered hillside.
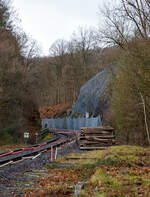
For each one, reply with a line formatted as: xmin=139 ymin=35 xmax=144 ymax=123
xmin=71 ymin=64 xmax=114 ymax=119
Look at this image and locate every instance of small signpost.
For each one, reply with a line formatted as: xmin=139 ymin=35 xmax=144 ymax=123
xmin=24 ymin=132 xmax=29 ymax=144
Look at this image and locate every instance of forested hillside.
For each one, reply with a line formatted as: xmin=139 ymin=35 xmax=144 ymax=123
xmin=99 ymin=0 xmax=150 ymax=145
xmin=36 ymin=32 xmax=119 ymax=107
xmin=1 ymin=0 xmax=150 ymax=146
xmin=0 ymin=0 xmax=115 ymax=144
xmin=0 ymin=0 xmax=41 ymax=143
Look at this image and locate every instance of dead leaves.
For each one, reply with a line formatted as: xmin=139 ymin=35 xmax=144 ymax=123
xmin=24 ymin=167 xmax=93 ymax=197
xmin=24 ymin=145 xmax=150 ymax=197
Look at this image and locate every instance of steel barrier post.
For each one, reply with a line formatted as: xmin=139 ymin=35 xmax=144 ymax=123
xmin=55 ymin=147 xmax=57 ymax=160
xmin=51 ymin=145 xmax=53 ymax=162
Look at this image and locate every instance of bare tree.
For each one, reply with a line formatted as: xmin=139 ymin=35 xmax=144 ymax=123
xmin=99 ymin=0 xmax=150 ymax=48
xmin=71 ymin=27 xmax=98 ymax=81
xmin=49 ymin=39 xmax=68 ymax=79
xmin=49 ymin=39 xmax=68 ymax=104
xmin=0 ymin=0 xmax=12 ymax=29
xmin=99 ymin=0 xmax=150 ymax=145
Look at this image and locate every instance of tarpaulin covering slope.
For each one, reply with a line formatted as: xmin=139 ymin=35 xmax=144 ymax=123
xmin=42 ymin=116 xmax=102 ymax=130
xmin=71 ymin=64 xmax=114 ymax=117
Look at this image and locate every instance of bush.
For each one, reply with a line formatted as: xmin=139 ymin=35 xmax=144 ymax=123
xmin=111 ymin=42 xmax=150 ymax=145
xmin=0 ymin=126 xmax=22 ymax=145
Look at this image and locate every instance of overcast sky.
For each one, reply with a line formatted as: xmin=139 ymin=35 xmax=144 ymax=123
xmin=12 ymin=0 xmax=107 ymax=56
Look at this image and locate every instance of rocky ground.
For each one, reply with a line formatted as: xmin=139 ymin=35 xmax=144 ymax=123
xmin=0 ymin=141 xmax=83 ymax=197
xmin=1 ymin=145 xmax=150 ymax=197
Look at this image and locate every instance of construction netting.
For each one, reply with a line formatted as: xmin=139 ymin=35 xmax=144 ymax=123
xmin=42 ymin=116 xmax=102 ymax=130
xmin=71 ymin=64 xmax=114 ymax=117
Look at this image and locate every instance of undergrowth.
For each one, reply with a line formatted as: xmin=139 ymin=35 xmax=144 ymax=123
xmin=24 ymin=145 xmax=150 ymax=197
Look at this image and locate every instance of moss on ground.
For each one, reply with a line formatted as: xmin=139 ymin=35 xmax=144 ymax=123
xmin=24 ymin=145 xmax=150 ymax=197
xmin=41 ymin=134 xmax=54 ymax=141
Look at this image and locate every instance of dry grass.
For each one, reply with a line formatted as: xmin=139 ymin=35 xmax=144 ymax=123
xmin=24 ymin=145 xmax=150 ymax=197
xmin=0 ymin=144 xmax=26 ymax=152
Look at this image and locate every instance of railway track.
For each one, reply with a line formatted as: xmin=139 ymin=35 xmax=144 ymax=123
xmin=0 ymin=129 xmax=77 ymax=168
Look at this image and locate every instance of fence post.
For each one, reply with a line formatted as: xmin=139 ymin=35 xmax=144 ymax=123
xmin=55 ymin=147 xmax=57 ymax=160
xmin=51 ymin=145 xmax=53 ymax=162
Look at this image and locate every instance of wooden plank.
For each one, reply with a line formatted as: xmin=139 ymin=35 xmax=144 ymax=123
xmin=81 ymin=126 xmax=114 ymax=131
xmin=66 ymin=157 xmax=97 ymax=160
xmin=82 ymin=134 xmax=112 ymax=137
xmin=80 ymin=141 xmax=109 ymax=144
xmin=80 ymin=147 xmax=108 ymax=150
xmin=79 ymin=126 xmax=115 ymax=150
xmin=79 ymin=135 xmax=115 ymax=139
xmin=80 ymin=144 xmax=111 ymax=147
xmin=81 ymin=131 xmax=113 ymax=135
xmin=84 ymin=136 xmax=114 ymax=142
xmin=80 ymin=141 xmax=114 ymax=145
xmin=80 ymin=141 xmax=113 ymax=145
xmin=81 ymin=130 xmax=113 ymax=133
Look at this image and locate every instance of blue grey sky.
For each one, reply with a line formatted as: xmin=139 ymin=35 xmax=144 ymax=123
xmin=12 ymin=0 xmax=108 ymax=55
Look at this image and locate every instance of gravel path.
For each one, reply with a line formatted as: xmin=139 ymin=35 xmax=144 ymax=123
xmin=0 ymin=141 xmax=84 ymax=197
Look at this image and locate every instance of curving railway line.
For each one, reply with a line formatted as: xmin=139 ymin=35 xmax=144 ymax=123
xmin=0 ymin=129 xmax=78 ymax=168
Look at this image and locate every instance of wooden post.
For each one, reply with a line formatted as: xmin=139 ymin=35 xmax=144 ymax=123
xmin=140 ymin=92 xmax=150 ymax=145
